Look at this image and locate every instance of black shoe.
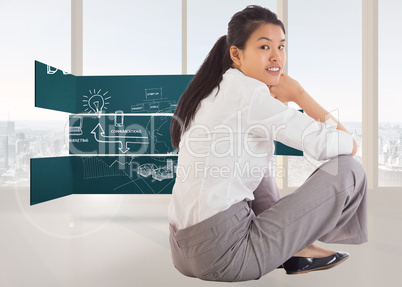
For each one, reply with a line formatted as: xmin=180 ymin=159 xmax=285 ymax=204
xmin=282 ymin=252 xmax=349 ymax=275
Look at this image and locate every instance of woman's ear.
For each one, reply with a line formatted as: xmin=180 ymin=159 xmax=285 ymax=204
xmin=230 ymin=46 xmax=242 ymax=68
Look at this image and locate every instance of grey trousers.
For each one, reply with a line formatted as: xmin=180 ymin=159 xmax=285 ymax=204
xmin=169 ymin=155 xmax=368 ymax=282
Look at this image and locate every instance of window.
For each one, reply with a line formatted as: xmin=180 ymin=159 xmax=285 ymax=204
xmin=83 ymin=0 xmax=181 ymax=75
xmin=288 ymin=0 xmax=362 ymax=186
xmin=0 ymin=0 xmax=70 ymax=187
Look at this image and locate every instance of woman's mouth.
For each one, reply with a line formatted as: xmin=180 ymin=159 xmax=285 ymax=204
xmin=266 ymin=67 xmax=281 ymax=75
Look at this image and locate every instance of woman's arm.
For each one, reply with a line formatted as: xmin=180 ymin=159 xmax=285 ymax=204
xmin=269 ymin=73 xmax=357 ymax=157
xmin=294 ymin=90 xmax=358 ymax=157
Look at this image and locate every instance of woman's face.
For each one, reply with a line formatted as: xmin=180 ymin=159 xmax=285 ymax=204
xmin=231 ymin=23 xmax=286 ymax=86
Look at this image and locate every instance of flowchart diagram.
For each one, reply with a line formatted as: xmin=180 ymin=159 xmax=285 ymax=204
xmin=69 ymin=114 xmax=173 ymax=155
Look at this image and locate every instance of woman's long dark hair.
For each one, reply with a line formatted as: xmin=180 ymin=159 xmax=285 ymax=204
xmin=170 ymin=5 xmax=285 ymax=150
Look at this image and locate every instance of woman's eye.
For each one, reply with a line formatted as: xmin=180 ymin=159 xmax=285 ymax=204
xmin=261 ymin=45 xmax=285 ymax=50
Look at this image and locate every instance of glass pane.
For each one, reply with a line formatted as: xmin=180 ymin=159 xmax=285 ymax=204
xmin=188 ymin=0 xmax=277 ymax=74
xmin=0 ymin=1 xmax=70 ymax=187
xmin=379 ymin=0 xmax=402 ymax=186
xmin=288 ymin=0 xmax=362 ymax=186
xmin=83 ymin=0 xmax=181 ymax=75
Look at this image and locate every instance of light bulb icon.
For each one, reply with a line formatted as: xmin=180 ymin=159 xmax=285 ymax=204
xmin=82 ymin=89 xmax=111 ymax=116
xmin=88 ymin=94 xmax=104 ymax=114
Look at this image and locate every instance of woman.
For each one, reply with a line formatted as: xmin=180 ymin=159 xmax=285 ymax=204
xmin=168 ymin=5 xmax=367 ymax=282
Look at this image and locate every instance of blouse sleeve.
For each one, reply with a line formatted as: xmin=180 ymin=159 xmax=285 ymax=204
xmin=245 ymin=85 xmax=354 ymax=161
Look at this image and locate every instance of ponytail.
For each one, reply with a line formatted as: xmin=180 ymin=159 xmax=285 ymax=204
xmin=170 ymin=35 xmax=232 ymax=150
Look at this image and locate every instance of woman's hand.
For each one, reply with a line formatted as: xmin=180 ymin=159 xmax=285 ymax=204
xmin=268 ymin=73 xmax=305 ymax=104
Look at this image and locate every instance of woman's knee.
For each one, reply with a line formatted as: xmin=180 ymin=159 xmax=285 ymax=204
xmin=318 ymin=155 xmax=366 ymax=188
xmin=337 ymin=155 xmax=365 ymax=175
xmin=336 ymin=155 xmax=367 ymax=191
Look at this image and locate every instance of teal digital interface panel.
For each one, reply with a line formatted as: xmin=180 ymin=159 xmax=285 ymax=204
xmin=31 ymin=60 xmax=303 ymax=205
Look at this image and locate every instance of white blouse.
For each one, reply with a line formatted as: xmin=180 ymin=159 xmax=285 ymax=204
xmin=168 ymin=68 xmax=354 ymax=230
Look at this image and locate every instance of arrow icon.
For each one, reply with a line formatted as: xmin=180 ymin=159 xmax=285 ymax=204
xmin=91 ymin=123 xmax=149 ymax=154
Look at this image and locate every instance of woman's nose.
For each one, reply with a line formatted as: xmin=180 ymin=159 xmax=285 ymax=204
xmin=270 ymin=49 xmax=281 ymax=61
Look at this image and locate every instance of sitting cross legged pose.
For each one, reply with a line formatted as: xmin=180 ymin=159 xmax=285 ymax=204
xmin=168 ymin=5 xmax=367 ymax=282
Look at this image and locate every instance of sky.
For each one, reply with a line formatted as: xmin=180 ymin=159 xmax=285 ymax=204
xmin=0 ymin=0 xmax=400 ymax=123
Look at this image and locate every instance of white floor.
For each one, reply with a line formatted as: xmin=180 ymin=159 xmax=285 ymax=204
xmin=0 ymin=186 xmax=401 ymax=287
